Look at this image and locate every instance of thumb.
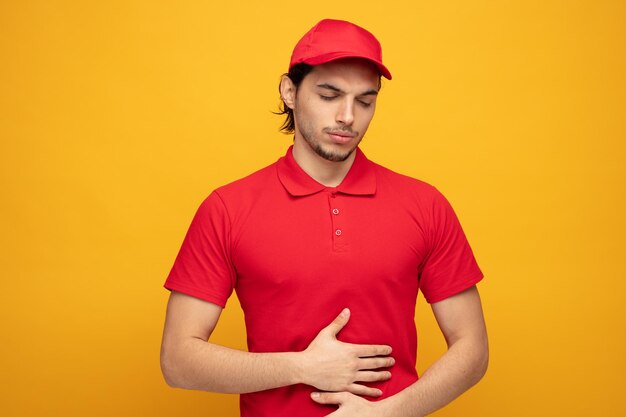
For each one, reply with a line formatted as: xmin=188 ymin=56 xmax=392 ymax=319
xmin=325 ymin=308 xmax=350 ymax=337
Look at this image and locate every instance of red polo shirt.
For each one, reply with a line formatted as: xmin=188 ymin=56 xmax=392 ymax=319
xmin=165 ymin=146 xmax=483 ymax=417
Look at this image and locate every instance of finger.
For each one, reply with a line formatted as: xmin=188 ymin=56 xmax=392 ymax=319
xmin=358 ymin=356 xmax=395 ymax=370
xmin=352 ymin=343 xmax=393 ymax=357
xmin=354 ymin=370 xmax=392 ymax=383
xmin=345 ymin=383 xmax=383 ymax=397
xmin=311 ymin=391 xmax=351 ymax=405
xmin=324 ymin=308 xmax=350 ymax=337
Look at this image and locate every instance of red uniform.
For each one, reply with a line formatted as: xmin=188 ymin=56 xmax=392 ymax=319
xmin=165 ymin=146 xmax=483 ymax=417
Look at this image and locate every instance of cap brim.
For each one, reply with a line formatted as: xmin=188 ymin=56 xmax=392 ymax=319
xmin=298 ymin=51 xmax=392 ymax=80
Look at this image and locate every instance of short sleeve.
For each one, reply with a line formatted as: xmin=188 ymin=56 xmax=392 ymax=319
xmin=418 ymin=189 xmax=483 ymax=304
xmin=164 ymin=191 xmax=236 ymax=307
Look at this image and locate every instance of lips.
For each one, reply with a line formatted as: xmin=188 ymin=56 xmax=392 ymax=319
xmin=327 ymin=131 xmax=356 ymax=144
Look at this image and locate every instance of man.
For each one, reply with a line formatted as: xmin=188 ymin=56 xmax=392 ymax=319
xmin=161 ymin=19 xmax=488 ymax=417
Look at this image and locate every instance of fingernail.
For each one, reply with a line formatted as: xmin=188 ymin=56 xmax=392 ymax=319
xmin=311 ymin=392 xmax=320 ymax=398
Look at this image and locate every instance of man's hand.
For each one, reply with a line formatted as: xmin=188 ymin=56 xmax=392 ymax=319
xmin=299 ymin=308 xmax=394 ymax=397
xmin=311 ymin=391 xmax=396 ymax=416
xmin=162 ymin=295 xmax=394 ymax=395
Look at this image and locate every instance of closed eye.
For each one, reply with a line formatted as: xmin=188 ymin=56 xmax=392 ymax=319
xmin=320 ymin=95 xmax=337 ymax=101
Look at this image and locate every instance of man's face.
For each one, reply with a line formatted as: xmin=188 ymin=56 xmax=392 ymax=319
xmin=291 ymin=58 xmax=380 ymax=162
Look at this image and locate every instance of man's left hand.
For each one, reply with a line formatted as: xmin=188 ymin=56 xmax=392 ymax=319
xmin=311 ymin=391 xmax=385 ymax=416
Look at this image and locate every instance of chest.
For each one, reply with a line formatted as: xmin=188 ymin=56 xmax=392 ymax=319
xmin=231 ymin=191 xmax=428 ymax=293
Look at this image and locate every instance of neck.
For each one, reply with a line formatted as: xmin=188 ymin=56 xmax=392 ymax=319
xmin=291 ymin=140 xmax=356 ymax=188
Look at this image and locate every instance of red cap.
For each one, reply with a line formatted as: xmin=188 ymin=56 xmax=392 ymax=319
xmin=289 ymin=19 xmax=392 ymax=80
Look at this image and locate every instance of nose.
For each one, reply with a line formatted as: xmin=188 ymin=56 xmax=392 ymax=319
xmin=336 ymin=99 xmax=355 ymax=126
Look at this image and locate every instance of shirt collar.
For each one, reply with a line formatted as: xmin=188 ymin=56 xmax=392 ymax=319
xmin=277 ymin=145 xmax=377 ymax=197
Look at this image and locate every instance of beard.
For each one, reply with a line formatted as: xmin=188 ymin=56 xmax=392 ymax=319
xmin=295 ymin=118 xmax=361 ymax=162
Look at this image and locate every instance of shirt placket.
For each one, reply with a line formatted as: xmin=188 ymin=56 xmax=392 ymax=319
xmin=328 ymin=191 xmax=348 ymax=252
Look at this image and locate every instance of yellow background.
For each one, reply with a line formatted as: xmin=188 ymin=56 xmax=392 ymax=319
xmin=1 ymin=1 xmax=625 ymax=416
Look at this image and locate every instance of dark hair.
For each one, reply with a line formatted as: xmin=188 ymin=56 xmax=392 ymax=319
xmin=275 ymin=63 xmax=314 ymax=134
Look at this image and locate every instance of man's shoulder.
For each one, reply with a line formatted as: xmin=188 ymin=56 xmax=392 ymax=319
xmin=208 ymin=158 xmax=282 ymax=208
xmin=369 ymin=159 xmax=442 ymax=199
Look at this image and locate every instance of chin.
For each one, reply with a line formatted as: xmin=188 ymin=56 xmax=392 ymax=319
xmin=314 ymin=144 xmax=356 ymax=162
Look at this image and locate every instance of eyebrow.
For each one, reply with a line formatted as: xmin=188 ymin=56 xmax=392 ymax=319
xmin=316 ymin=83 xmax=379 ymax=97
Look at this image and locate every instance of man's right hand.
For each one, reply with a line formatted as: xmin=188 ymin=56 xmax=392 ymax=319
xmin=299 ymin=308 xmax=394 ymax=397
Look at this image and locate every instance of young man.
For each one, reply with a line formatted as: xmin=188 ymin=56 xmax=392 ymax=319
xmin=161 ymin=19 xmax=488 ymax=417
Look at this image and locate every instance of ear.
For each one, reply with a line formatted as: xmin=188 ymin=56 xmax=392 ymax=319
xmin=279 ymin=75 xmax=296 ymax=110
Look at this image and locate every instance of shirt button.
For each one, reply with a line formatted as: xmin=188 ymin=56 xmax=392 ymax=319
xmin=335 ymin=229 xmax=342 ymax=236
xmin=332 ymin=208 xmax=339 ymax=215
